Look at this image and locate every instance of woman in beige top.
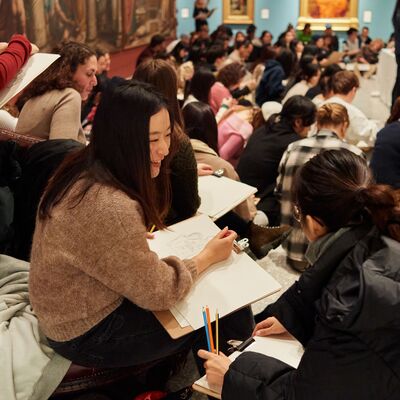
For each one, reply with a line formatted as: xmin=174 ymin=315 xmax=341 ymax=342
xmin=16 ymin=42 xmax=97 ymax=144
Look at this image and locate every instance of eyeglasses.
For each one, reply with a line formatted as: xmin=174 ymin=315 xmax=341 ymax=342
xmin=293 ymin=204 xmax=302 ymax=223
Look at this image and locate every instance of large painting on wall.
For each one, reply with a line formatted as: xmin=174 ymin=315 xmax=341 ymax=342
xmin=223 ymin=0 xmax=254 ymax=24
xmin=298 ymin=0 xmax=358 ymax=31
xmin=0 ymin=0 xmax=176 ymax=52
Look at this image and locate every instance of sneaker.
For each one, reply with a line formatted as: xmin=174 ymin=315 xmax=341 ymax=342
xmin=247 ymin=222 xmax=292 ymax=259
xmin=252 ymin=210 xmax=269 ymax=227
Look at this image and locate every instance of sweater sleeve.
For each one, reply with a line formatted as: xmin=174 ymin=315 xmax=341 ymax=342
xmin=49 ymin=89 xmax=83 ymax=142
xmin=0 ymin=34 xmax=31 ymax=90
xmin=86 ymin=200 xmax=198 ymax=312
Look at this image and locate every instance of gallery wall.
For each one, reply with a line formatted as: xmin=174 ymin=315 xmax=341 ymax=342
xmin=176 ymin=0 xmax=396 ymax=44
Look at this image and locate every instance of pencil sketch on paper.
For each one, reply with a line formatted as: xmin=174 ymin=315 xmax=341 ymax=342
xmin=168 ymin=232 xmax=214 ymax=259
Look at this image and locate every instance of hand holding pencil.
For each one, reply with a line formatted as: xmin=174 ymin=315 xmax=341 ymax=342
xmin=192 ymin=227 xmax=237 ymax=274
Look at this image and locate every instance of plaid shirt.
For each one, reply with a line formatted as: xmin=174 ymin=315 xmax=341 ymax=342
xmin=275 ymin=129 xmax=364 ymax=263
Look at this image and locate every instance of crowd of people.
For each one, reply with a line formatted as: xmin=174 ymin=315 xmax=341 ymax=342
xmin=0 ymin=8 xmax=399 ymax=399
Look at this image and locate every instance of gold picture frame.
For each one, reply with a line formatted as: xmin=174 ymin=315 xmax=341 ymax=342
xmin=223 ymin=0 xmax=254 ymax=24
xmin=297 ymin=0 xmax=359 ymax=31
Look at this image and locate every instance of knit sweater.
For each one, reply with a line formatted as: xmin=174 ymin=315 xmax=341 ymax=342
xmin=29 ymin=181 xmax=197 ymax=342
xmin=16 ymin=88 xmax=86 ymax=144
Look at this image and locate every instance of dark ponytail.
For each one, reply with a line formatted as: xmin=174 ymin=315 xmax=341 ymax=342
xmin=293 ymin=149 xmax=400 ymax=242
xmin=357 ymin=185 xmax=400 ymax=241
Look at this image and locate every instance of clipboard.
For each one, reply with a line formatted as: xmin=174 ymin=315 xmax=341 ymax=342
xmin=149 ymin=215 xmax=282 ymax=339
xmin=0 ymin=53 xmax=60 ymax=108
xmin=192 ymin=334 xmax=304 ymax=398
xmin=198 ymin=175 xmax=257 ymax=220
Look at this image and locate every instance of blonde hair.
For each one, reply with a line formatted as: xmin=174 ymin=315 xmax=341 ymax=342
xmin=317 ymin=103 xmax=349 ymax=129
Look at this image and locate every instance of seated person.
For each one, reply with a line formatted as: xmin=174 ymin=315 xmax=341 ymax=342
xmin=183 ymin=101 xmax=257 ymax=222
xmin=320 ymin=70 xmax=377 ymax=146
xmin=370 ymin=96 xmax=400 ymax=188
xmin=199 ymin=149 xmax=400 ymax=400
xmin=356 ymin=39 xmax=385 ymax=79
xmin=282 ymin=63 xmax=321 ymax=104
xmin=16 ymin=42 xmax=97 ymax=144
xmin=256 ymin=48 xmax=295 ymax=106
xmin=276 ymin=103 xmax=363 ymax=272
xmin=29 ymin=80 xmax=253 ymax=369
xmin=237 ymin=95 xmax=316 ymax=226
xmin=342 ymin=27 xmax=360 ymax=62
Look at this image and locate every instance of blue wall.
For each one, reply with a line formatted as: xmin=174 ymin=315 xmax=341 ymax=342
xmin=177 ymin=0 xmax=396 ymax=44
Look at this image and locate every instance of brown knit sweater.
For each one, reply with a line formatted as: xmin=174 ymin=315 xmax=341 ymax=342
xmin=29 ymin=181 xmax=197 ymax=342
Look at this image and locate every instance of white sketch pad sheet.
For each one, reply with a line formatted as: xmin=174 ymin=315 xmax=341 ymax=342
xmin=148 ymin=214 xmax=281 ymax=330
xmin=198 ymin=175 xmax=257 ymax=220
xmin=0 ymin=53 xmax=60 ymax=108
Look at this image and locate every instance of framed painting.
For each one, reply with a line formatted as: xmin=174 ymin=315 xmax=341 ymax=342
xmin=223 ymin=0 xmax=254 ymax=24
xmin=297 ymin=0 xmax=359 ymax=31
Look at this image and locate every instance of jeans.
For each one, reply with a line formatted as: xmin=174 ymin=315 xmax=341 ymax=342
xmin=47 ymin=299 xmax=254 ymax=371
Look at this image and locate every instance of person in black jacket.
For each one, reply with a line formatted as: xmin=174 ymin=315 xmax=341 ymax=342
xmin=237 ymin=96 xmax=316 ymax=226
xmin=370 ymin=96 xmax=400 ymax=188
xmin=199 ymin=149 xmax=400 ymax=400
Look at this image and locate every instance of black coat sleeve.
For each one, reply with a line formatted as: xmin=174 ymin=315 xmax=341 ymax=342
xmin=222 ymin=352 xmax=294 ymax=400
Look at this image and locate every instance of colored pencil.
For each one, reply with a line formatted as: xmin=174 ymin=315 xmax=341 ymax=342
xmin=202 ymin=307 xmax=211 ymax=352
xmin=149 ymin=224 xmax=156 ymax=234
xmin=216 ymin=310 xmax=219 ymax=354
xmin=205 ymin=306 xmax=215 ymax=353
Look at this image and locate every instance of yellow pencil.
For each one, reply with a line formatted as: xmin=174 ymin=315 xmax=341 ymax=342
xmin=216 ymin=309 xmax=219 ymax=354
xmin=149 ymin=224 xmax=156 ymax=234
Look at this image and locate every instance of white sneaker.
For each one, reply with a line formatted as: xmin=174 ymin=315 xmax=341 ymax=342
xmin=252 ymin=210 xmax=269 ymax=227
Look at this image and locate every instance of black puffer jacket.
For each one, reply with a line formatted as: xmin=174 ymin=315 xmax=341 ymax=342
xmin=223 ymin=224 xmax=400 ymax=399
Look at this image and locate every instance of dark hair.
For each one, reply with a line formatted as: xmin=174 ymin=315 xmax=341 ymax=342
xmin=319 ymin=63 xmax=343 ymax=97
xmin=206 ymin=45 xmax=226 ymax=64
xmin=347 ymin=27 xmax=358 ymax=36
xmin=182 ymin=102 xmax=218 ymax=153
xmin=247 ymin=24 xmax=257 ymax=35
xmin=276 ymin=48 xmax=296 ymax=78
xmin=266 ymin=95 xmax=316 ymax=130
xmin=387 ymin=96 xmax=400 ymax=124
xmin=217 ymin=62 xmax=246 ymax=88
xmin=250 ymin=45 xmax=276 ymax=72
xmin=235 ymin=39 xmax=252 ymax=50
xmin=260 ymin=30 xmax=273 ymax=41
xmin=95 ymin=47 xmax=106 ymax=59
xmin=133 ymin=58 xmax=183 ymax=127
xmin=300 ymin=62 xmax=320 ymax=82
xmin=302 ymin=44 xmax=319 ymax=57
xmin=293 ymin=149 xmax=400 ymax=241
xmin=331 ymin=70 xmax=359 ymax=95
xmin=150 ymin=34 xmax=165 ymax=48
xmin=188 ymin=68 xmax=216 ymax=104
xmin=19 ymin=42 xmax=95 ymax=102
xmin=39 ymin=81 xmax=174 ymax=229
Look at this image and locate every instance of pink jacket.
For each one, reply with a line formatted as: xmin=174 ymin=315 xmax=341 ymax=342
xmin=209 ymin=82 xmax=231 ymax=114
xmin=218 ymin=113 xmax=253 ymax=167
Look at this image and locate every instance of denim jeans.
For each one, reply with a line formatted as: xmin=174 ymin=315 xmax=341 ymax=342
xmin=47 ymin=299 xmax=254 ymax=371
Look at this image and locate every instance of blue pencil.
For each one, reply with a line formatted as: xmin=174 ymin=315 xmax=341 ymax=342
xmin=202 ymin=307 xmax=211 ymax=352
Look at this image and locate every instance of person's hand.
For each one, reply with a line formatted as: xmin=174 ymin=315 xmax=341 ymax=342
xmin=30 ymin=43 xmax=39 ymax=55
xmin=246 ymin=79 xmax=257 ymax=91
xmin=198 ymin=350 xmax=232 ymax=392
xmin=192 ymin=227 xmax=237 ymax=274
xmin=252 ymin=317 xmax=287 ymax=337
xmin=197 ymin=162 xmax=213 ymax=176
xmin=0 ymin=42 xmax=8 ymax=54
xmin=221 ymin=97 xmax=236 ymax=109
